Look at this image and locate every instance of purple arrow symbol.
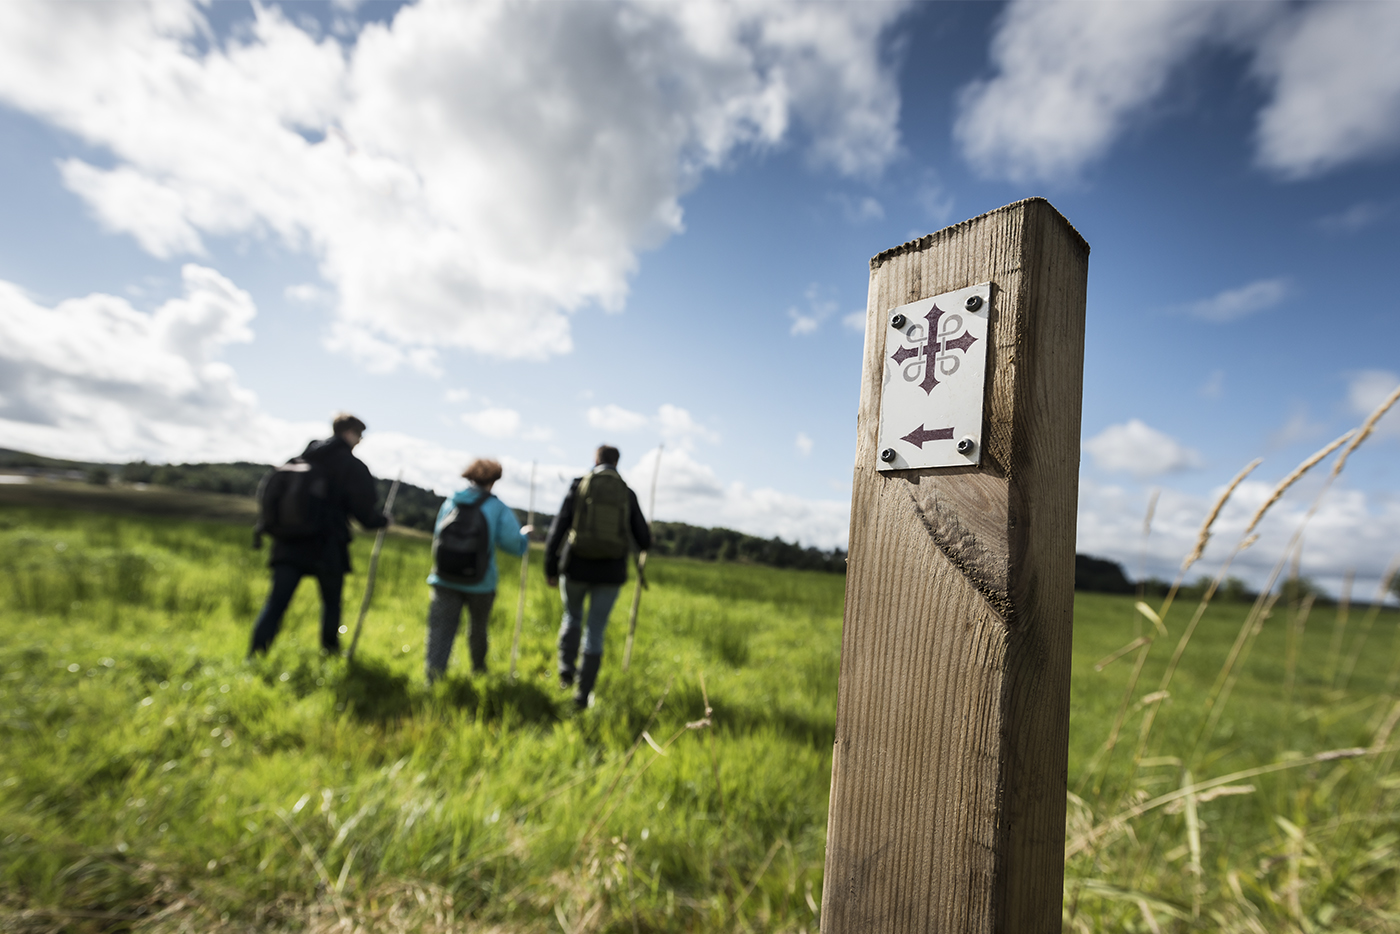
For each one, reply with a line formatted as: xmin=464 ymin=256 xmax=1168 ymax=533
xmin=901 ymin=424 xmax=954 ymax=448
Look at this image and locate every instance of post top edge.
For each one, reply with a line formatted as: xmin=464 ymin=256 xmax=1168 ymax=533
xmin=869 ymin=197 xmax=1089 ymax=270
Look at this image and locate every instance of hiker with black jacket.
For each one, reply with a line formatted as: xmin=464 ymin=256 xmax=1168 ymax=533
xmin=249 ymin=413 xmax=389 ymax=657
xmin=423 ymin=458 xmax=532 ymax=682
xmin=544 ymin=445 xmax=652 ymax=709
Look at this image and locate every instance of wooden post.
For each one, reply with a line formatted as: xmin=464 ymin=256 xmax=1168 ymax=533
xmin=821 ymin=198 xmax=1089 ymax=933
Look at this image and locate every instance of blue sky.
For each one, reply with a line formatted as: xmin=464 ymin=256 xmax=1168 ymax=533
xmin=1 ymin=0 xmax=1398 ymax=595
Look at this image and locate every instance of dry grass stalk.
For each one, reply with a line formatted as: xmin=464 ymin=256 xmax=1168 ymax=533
xmin=1327 ymin=382 xmax=1400 ymax=482
xmin=1181 ymin=459 xmax=1262 ymax=573
xmin=1066 ymin=745 xmax=1379 ymax=859
xmin=1241 ymin=432 xmax=1353 ymax=538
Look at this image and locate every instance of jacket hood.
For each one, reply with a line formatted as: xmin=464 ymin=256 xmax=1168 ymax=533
xmin=452 ymin=485 xmax=491 ymax=505
xmin=302 ymin=436 xmax=348 ymax=462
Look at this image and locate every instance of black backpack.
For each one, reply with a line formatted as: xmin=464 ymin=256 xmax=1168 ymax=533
xmin=254 ymin=458 xmax=329 ymax=548
xmin=432 ymin=496 xmax=492 ymax=585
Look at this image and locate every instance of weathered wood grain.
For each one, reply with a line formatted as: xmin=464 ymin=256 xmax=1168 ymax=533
xmin=822 ymin=198 xmax=1089 ymax=934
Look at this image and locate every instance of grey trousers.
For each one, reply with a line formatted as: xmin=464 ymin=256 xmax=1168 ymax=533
xmin=425 ymin=586 xmax=496 ymax=681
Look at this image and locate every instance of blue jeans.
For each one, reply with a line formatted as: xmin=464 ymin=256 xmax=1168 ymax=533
xmin=559 ymin=577 xmax=621 ymax=658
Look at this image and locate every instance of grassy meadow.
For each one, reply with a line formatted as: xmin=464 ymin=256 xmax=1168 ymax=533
xmin=2 ymin=487 xmax=1399 ymax=932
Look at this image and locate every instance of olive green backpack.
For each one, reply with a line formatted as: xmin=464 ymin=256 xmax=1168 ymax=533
xmin=567 ymin=468 xmax=631 ymax=560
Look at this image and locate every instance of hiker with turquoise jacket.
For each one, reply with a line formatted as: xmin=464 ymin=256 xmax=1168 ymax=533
xmin=424 ymin=458 xmax=532 ymax=682
xmin=544 ymin=445 xmax=652 ymax=709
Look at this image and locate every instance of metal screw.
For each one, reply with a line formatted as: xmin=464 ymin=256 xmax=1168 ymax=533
xmin=957 ymin=437 xmax=975 ymax=455
xmin=880 ymin=448 xmax=897 ymax=463
xmin=890 ymin=313 xmax=907 ymax=329
xmin=964 ymin=295 xmax=983 ymax=312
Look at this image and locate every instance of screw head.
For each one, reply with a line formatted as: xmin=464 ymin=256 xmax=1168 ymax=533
xmin=890 ymin=313 xmax=907 ymax=329
xmin=957 ymin=437 xmax=975 ymax=455
xmin=964 ymin=294 xmax=983 ymax=312
xmin=880 ymin=448 xmax=897 ymax=463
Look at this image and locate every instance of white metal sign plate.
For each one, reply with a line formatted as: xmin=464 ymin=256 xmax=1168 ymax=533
xmin=876 ymin=282 xmax=991 ymax=471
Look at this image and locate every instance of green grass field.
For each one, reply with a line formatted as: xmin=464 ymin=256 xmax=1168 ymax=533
xmin=2 ymin=493 xmax=1398 ymax=932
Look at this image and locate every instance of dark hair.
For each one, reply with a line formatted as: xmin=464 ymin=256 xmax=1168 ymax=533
xmin=332 ymin=412 xmax=367 ymax=436
xmin=463 ymin=459 xmax=503 ymax=486
xmin=596 ymin=445 xmax=620 ymax=467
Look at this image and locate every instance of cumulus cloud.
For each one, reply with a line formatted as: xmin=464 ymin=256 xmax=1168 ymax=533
xmin=0 ymin=265 xmax=318 ymax=463
xmin=1084 ymin=419 xmax=1203 ymax=478
xmin=795 ymin=432 xmax=814 ymax=456
xmin=955 ymin=1 xmax=1400 ymax=184
xmin=582 ymin=403 xmax=718 ymax=449
xmin=954 ymin=1 xmax=1258 ymax=182
xmin=1186 ymin=277 xmax=1288 ymax=323
xmin=460 ymin=407 xmax=523 ymax=439
xmin=1253 ymin=2 xmax=1400 ymax=178
xmin=623 ymin=445 xmax=849 ymax=547
xmin=1076 ymin=475 xmax=1400 ymax=600
xmin=587 ymin=404 xmax=650 ymax=434
xmin=0 ymin=0 xmax=907 ymax=369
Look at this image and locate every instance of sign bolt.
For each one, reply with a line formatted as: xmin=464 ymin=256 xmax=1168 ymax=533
xmin=890 ymin=313 xmax=907 ymax=329
xmin=880 ymin=448 xmax=897 ymax=463
xmin=965 ymin=295 xmax=983 ymax=312
xmin=957 ymin=437 xmax=975 ymax=455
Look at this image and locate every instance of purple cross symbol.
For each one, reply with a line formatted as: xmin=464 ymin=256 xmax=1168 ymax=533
xmin=890 ymin=303 xmax=979 ymax=394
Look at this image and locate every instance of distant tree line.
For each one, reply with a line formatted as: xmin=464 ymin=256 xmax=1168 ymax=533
xmin=14 ymin=448 xmax=1355 ymax=592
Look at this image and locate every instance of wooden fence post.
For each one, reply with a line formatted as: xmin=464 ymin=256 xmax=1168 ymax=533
xmin=821 ymin=198 xmax=1089 ymax=933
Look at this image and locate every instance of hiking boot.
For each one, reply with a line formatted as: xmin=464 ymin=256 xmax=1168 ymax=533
xmin=557 ymin=627 xmax=582 ymax=689
xmin=574 ymin=653 xmax=602 ymax=710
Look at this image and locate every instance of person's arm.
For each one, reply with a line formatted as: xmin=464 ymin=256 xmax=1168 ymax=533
xmin=492 ymin=498 xmax=529 ymax=557
xmin=628 ymin=488 xmax=652 ymax=551
xmin=346 ymin=460 xmax=388 ymax=530
xmin=543 ymin=480 xmax=579 ymax=582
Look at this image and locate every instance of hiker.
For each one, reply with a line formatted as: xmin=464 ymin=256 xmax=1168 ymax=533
xmin=544 ymin=445 xmax=652 ymax=709
xmin=424 ymin=459 xmax=532 ymax=682
xmin=249 ymin=413 xmax=389 ymax=657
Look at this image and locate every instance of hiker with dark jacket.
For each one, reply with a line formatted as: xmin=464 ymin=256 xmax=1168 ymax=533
xmin=424 ymin=458 xmax=532 ymax=682
xmin=544 ymin=445 xmax=651 ymax=709
xmin=249 ymin=414 xmax=389 ymax=657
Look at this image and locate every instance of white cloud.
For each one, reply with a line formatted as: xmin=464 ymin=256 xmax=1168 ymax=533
xmin=460 ymin=407 xmax=523 ymax=439
xmin=842 ymin=310 xmax=867 ymax=332
xmin=787 ymin=283 xmax=839 ymax=336
xmin=789 ymin=309 xmax=821 ymax=336
xmin=1186 ymin=278 xmax=1288 ymax=323
xmin=955 ymin=1 xmax=1400 ymax=184
xmin=1253 ymin=3 xmax=1400 ymax=178
xmin=1076 ymin=476 xmax=1400 ymax=600
xmin=1085 ymin=419 xmax=1203 ymax=479
xmin=954 ymin=1 xmax=1257 ymax=183
xmin=0 ymin=265 xmax=318 ymax=463
xmin=1348 ymin=370 xmax=1400 ymax=437
xmin=285 ymin=283 xmax=333 ymax=305
xmin=0 ymin=0 xmax=907 ymax=369
xmin=657 ymin=403 xmax=721 ymax=449
xmin=587 ymin=404 xmax=650 ymax=434
xmin=795 ymin=432 xmax=813 ymax=456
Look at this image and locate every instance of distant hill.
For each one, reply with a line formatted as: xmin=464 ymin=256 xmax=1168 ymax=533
xmin=1 ymin=448 xmax=1145 ymax=586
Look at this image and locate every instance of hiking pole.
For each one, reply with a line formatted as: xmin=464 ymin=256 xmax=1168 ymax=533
xmin=622 ymin=444 xmax=662 ymax=671
xmin=347 ymin=471 xmax=401 ymax=664
xmin=509 ymin=461 xmax=537 ymax=678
